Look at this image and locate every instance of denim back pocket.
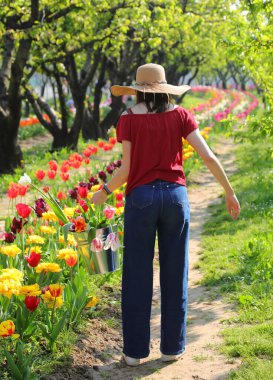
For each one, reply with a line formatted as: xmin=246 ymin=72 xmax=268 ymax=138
xmin=131 ymin=185 xmax=155 ymax=209
xmin=167 ymin=185 xmax=189 ymax=209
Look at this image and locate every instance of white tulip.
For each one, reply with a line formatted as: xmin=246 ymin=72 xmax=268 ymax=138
xmin=18 ymin=173 xmax=32 ymax=185
xmin=104 ymin=232 xmax=119 ymax=252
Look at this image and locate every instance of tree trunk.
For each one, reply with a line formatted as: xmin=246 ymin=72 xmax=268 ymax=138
xmin=100 ymin=95 xmax=125 ymax=136
xmin=82 ymin=106 xmax=102 ymax=140
xmin=0 ymin=119 xmax=23 ymax=174
xmin=66 ymin=96 xmax=85 ymax=148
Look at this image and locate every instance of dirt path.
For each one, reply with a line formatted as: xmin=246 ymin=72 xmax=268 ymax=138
xmin=43 ymin=136 xmax=241 ymax=380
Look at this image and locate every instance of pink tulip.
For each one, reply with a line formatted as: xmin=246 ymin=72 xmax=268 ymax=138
xmin=91 ymin=238 xmax=104 ymax=253
xmin=103 ymin=206 xmax=116 ymax=220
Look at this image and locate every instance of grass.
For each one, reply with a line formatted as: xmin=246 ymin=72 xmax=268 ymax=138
xmin=197 ymin=127 xmax=273 ymax=379
xmin=18 ymin=124 xmax=47 ymax=141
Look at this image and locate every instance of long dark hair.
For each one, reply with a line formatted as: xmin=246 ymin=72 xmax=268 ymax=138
xmin=136 ymin=91 xmax=171 ymax=113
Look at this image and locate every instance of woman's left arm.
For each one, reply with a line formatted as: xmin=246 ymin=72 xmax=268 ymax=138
xmin=186 ymin=129 xmax=241 ymax=220
xmin=91 ymin=140 xmax=131 ymax=205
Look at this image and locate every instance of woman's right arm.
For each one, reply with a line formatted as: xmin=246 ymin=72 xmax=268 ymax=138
xmin=186 ymin=129 xmax=241 ymax=220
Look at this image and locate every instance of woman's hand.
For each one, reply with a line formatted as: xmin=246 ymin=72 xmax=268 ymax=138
xmin=225 ymin=191 xmax=240 ymax=220
xmin=91 ymin=190 xmax=107 ymax=205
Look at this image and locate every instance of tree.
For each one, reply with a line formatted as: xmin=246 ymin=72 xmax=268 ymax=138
xmin=0 ymin=0 xmax=78 ymax=174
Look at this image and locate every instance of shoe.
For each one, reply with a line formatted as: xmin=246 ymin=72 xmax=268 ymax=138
xmin=122 ymin=354 xmax=141 ymax=366
xmin=161 ymin=351 xmax=185 ymax=362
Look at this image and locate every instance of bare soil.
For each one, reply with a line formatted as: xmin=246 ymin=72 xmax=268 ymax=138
xmin=43 ymin=137 xmax=241 ymax=380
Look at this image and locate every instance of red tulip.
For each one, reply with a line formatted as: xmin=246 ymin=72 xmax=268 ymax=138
xmin=109 ymin=137 xmax=116 ymax=144
xmin=84 ymin=158 xmax=90 ymax=165
xmin=78 ymin=186 xmax=88 ymax=199
xmin=8 ymin=183 xmax=19 ymax=199
xmin=47 ymin=170 xmax=56 ymax=180
xmin=97 ymin=141 xmax=104 ymax=148
xmin=57 ymin=191 xmax=67 ymax=200
xmin=43 ymin=186 xmax=50 ymax=193
xmin=73 ymin=216 xmax=86 ymax=232
xmin=16 ymin=203 xmax=32 ymax=218
xmin=18 ymin=185 xmax=28 ymax=196
xmin=35 ymin=170 xmax=46 ymax=181
xmin=60 ymin=161 xmax=70 ymax=173
xmin=78 ymin=199 xmax=88 ymax=212
xmin=48 ymin=160 xmax=58 ymax=171
xmin=25 ymin=251 xmax=41 ymax=267
xmin=60 ymin=172 xmax=69 ymax=181
xmin=87 ymin=144 xmax=98 ymax=155
xmin=70 ymin=160 xmax=81 ymax=169
xmin=115 ymin=192 xmax=123 ymax=201
xmin=25 ymin=296 xmax=40 ymax=312
xmin=66 ymin=255 xmax=77 ymax=267
xmin=83 ymin=149 xmax=92 ymax=157
xmin=116 ymin=201 xmax=124 ymax=208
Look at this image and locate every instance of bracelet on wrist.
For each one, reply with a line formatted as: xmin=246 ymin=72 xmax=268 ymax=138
xmin=102 ymin=184 xmax=112 ymax=196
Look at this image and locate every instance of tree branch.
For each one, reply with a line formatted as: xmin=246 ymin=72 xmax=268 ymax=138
xmin=24 ymin=86 xmax=60 ymax=134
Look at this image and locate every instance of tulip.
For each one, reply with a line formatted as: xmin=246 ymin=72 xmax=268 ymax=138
xmin=88 ymin=176 xmax=99 ymax=186
xmin=106 ymin=164 xmax=115 ymax=174
xmin=73 ymin=216 xmax=86 ymax=232
xmin=68 ymin=188 xmax=78 ymax=199
xmin=60 ymin=161 xmax=70 ymax=173
xmin=34 ymin=198 xmax=49 ymax=217
xmin=104 ymin=232 xmax=119 ymax=251
xmin=60 ymin=172 xmax=69 ymax=181
xmin=8 ymin=184 xmax=19 ymax=199
xmin=109 ymin=137 xmax=116 ymax=144
xmin=47 ymin=170 xmax=57 ymax=180
xmin=83 ymin=148 xmax=92 ymax=157
xmin=66 ymin=254 xmax=77 ymax=267
xmin=98 ymin=170 xmax=107 ymax=182
xmin=115 ymin=192 xmax=123 ymax=201
xmin=4 ymin=232 xmax=16 ymax=243
xmin=18 ymin=173 xmax=31 ymax=185
xmin=25 ymin=296 xmax=40 ymax=312
xmin=91 ymin=238 xmax=104 ymax=253
xmin=36 ymin=170 xmax=46 ymax=181
xmin=18 ymin=185 xmax=28 ymax=196
xmin=11 ymin=217 xmax=24 ymax=234
xmin=16 ymin=203 xmax=32 ymax=218
xmin=48 ymin=160 xmax=58 ymax=171
xmin=103 ymin=206 xmax=116 ymax=220
xmin=25 ymin=251 xmax=41 ymax=267
xmin=0 ymin=320 xmax=19 ymax=338
xmin=43 ymin=186 xmax=50 ymax=193
xmin=78 ymin=199 xmax=88 ymax=212
xmin=57 ymin=191 xmax=67 ymax=200
xmin=78 ymin=186 xmax=88 ymax=199
xmin=84 ymin=158 xmax=90 ymax=164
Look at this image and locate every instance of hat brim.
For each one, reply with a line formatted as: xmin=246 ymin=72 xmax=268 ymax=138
xmin=111 ymin=83 xmax=191 ymax=97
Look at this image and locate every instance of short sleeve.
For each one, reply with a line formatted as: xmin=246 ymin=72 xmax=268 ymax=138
xmin=181 ymin=109 xmax=198 ymax=139
xmin=116 ymin=116 xmax=131 ymax=143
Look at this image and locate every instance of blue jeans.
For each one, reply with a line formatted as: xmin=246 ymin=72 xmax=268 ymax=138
xmin=122 ymin=179 xmax=190 ymax=358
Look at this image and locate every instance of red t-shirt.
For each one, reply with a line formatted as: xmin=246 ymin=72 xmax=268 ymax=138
xmin=116 ymin=106 xmax=198 ymax=195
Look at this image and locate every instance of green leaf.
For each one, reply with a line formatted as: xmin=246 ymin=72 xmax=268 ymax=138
xmin=4 ymin=350 xmax=22 ymax=380
xmin=51 ymin=312 xmax=68 ymax=342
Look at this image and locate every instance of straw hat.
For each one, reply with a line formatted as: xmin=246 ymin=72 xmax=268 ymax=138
xmin=111 ymin=63 xmax=191 ymax=97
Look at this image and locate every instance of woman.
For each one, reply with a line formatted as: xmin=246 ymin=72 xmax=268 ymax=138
xmin=91 ymin=63 xmax=240 ymax=366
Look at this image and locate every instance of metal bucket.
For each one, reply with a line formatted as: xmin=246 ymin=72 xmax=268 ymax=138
xmin=74 ymin=225 xmax=121 ymax=275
